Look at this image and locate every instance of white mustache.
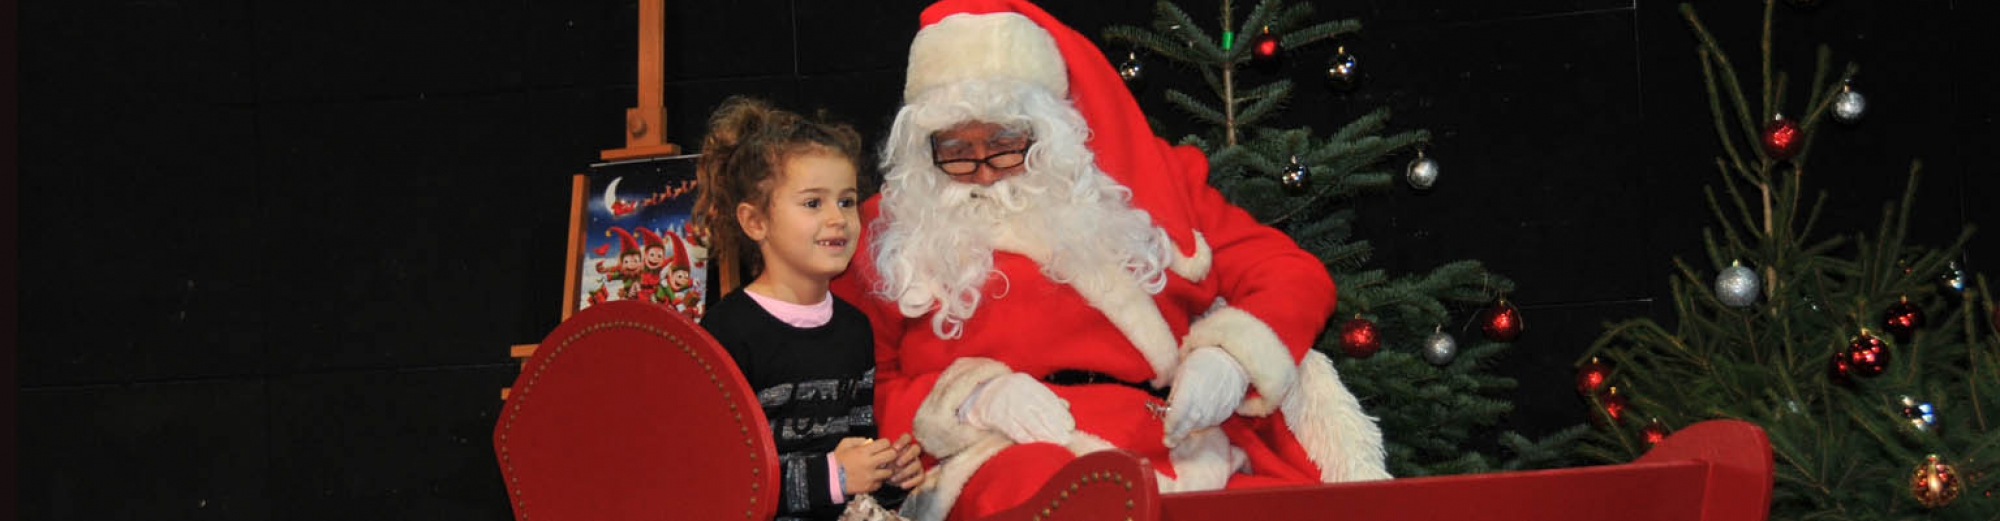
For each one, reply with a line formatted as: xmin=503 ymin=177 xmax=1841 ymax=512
xmin=947 ymin=177 xmax=1048 ymax=216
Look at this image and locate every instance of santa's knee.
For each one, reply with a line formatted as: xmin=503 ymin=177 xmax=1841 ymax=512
xmin=948 ymin=443 xmax=1073 ymax=520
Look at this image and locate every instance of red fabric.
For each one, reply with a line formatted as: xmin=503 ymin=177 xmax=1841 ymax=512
xmin=494 ymin=301 xmax=779 ymax=521
xmin=949 ymin=443 xmax=1074 ymax=520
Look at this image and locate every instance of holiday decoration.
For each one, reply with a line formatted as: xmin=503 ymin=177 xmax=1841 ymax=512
xmin=1116 ymin=51 xmax=1146 ymax=87
xmin=1576 ymin=357 xmax=1611 ymax=395
xmin=1641 ymin=419 xmax=1669 ymax=445
xmin=1844 ymin=332 xmax=1891 ymax=378
xmin=1762 ymin=115 xmax=1801 ymax=160
xmin=1910 ymin=455 xmax=1961 ymax=508
xmin=1406 ymin=150 xmax=1439 ymax=190
xmin=1325 ymin=45 xmax=1358 ymax=90
xmin=1105 ymin=0 xmax=1579 ymax=478
xmin=1585 ymin=2 xmax=2000 ymax=500
xmin=1828 ymin=348 xmax=1856 ymax=386
xmin=1941 ymin=260 xmax=1966 ymax=293
xmin=1596 ymin=387 xmax=1629 ymax=424
xmin=1832 ymin=83 xmax=1866 ymax=123
xmin=1715 ymin=262 xmax=1760 ymax=307
xmin=1481 ymin=298 xmax=1523 ymax=342
xmin=1249 ymin=26 xmax=1280 ymax=62
xmin=1898 ymin=395 xmax=1937 ymax=433
xmin=1421 ymin=328 xmax=1457 ymax=366
xmin=1882 ymin=297 xmax=1925 ymax=342
xmin=1339 ymin=316 xmax=1381 ymax=358
xmin=1280 ymin=155 xmax=1310 ymax=194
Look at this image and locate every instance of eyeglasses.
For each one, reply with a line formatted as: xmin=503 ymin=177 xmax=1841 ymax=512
xmin=931 ymin=138 xmax=1034 ymax=176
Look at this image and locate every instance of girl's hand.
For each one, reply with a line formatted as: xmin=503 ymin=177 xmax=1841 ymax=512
xmin=833 ymin=437 xmax=895 ymax=494
xmin=886 ymin=434 xmax=925 ymax=489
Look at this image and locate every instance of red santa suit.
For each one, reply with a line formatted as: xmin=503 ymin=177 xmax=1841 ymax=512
xmin=832 ymin=1 xmax=1387 ymax=519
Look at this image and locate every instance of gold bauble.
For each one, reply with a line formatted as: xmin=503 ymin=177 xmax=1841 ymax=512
xmin=1910 ymin=454 xmax=1962 ymax=509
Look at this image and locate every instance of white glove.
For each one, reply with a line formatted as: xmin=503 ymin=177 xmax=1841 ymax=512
xmin=960 ymin=372 xmax=1075 ymax=445
xmin=1164 ymin=347 xmax=1250 ymax=447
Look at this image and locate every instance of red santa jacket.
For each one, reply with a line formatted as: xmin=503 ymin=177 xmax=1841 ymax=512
xmin=831 ymin=143 xmax=1365 ymax=487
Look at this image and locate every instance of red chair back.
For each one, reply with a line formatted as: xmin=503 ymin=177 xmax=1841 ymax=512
xmin=496 ymin=301 xmax=780 ymax=521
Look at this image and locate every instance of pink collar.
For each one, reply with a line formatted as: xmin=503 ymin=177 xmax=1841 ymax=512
xmin=744 ymin=289 xmax=834 ymax=328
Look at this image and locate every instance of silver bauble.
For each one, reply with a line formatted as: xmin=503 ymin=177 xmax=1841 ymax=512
xmin=1117 ymin=52 xmax=1146 ymax=85
xmin=1833 ymin=86 xmax=1866 ymax=123
xmin=1900 ymin=395 xmax=1939 ymax=432
xmin=1280 ymin=156 xmax=1310 ymax=195
xmin=1421 ymin=330 xmax=1458 ymax=366
xmin=1942 ymin=260 xmax=1966 ymax=293
xmin=1715 ymin=263 xmax=1760 ymax=308
xmin=1325 ymin=46 xmax=1358 ymax=90
xmin=1406 ymin=153 xmax=1439 ymax=190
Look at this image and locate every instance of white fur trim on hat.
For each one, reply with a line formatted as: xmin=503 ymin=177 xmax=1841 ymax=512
xmin=1181 ymin=306 xmax=1298 ymax=417
xmin=905 ymin=12 xmax=1067 ymax=102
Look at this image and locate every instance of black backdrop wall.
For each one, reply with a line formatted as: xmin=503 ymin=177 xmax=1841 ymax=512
xmin=18 ymin=0 xmax=1994 ymax=518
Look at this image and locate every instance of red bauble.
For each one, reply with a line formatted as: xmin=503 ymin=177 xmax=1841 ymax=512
xmin=1846 ymin=332 xmax=1891 ymax=378
xmin=1577 ymin=357 xmax=1611 ymax=394
xmin=1597 ymin=387 xmax=1630 ymax=424
xmin=1883 ymin=297 xmax=1925 ymax=341
xmin=1481 ymin=299 xmax=1524 ymax=342
xmin=1339 ymin=317 xmax=1381 ymax=358
xmin=1828 ymin=349 xmax=1856 ymax=386
xmin=1250 ymin=30 xmax=1281 ymax=61
xmin=1762 ymin=116 xmax=1802 ymax=160
xmin=1642 ymin=419 xmax=1670 ymax=445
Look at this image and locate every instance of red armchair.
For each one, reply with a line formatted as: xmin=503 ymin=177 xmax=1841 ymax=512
xmin=496 ymin=301 xmax=779 ymax=521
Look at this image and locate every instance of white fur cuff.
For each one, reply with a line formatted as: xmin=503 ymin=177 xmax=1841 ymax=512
xmin=1181 ymin=306 xmax=1298 ymax=417
xmin=912 ymin=357 xmax=1015 ymax=458
xmin=1282 ymin=350 xmax=1389 ymax=482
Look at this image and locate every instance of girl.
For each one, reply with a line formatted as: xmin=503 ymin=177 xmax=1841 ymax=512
xmin=693 ymin=96 xmax=923 ymax=521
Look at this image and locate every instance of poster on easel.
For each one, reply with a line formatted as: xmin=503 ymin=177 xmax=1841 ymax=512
xmin=563 ymin=154 xmax=710 ymax=322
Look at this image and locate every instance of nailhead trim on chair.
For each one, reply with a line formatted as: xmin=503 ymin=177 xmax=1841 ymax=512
xmin=1030 ymin=470 xmax=1139 ymax=521
xmin=498 ymin=319 xmax=767 ymax=520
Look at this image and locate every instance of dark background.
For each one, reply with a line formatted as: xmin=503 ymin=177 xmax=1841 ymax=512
xmin=16 ymin=0 xmax=1994 ymax=518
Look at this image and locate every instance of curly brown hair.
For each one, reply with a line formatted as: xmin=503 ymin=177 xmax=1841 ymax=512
xmin=692 ymin=96 xmax=864 ymax=279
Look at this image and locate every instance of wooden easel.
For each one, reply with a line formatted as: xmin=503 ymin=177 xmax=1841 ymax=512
xmin=603 ymin=0 xmax=678 ymax=161
xmin=506 ymin=0 xmax=736 ymax=399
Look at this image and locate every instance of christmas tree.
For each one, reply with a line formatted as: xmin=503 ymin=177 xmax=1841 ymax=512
xmin=1104 ymin=0 xmax=1584 ymax=477
xmin=1578 ymin=2 xmax=1995 ymax=517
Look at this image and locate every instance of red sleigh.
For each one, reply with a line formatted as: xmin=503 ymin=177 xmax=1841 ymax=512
xmin=496 ymin=301 xmax=1773 ymax=521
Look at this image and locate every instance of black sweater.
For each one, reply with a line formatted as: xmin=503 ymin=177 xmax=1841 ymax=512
xmin=702 ymin=289 xmax=893 ymax=520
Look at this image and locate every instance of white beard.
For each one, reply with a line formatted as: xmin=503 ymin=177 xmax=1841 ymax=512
xmin=870 ymin=79 xmax=1174 ymax=339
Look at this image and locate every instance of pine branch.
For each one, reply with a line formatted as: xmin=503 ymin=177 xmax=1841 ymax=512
xmin=1163 ymin=89 xmax=1226 ymax=126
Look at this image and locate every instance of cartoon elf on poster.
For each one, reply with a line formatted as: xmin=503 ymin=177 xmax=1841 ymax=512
xmin=576 ymin=165 xmax=709 ymax=322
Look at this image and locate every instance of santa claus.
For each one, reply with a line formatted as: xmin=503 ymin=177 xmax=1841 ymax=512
xmin=831 ymin=1 xmax=1387 ymax=520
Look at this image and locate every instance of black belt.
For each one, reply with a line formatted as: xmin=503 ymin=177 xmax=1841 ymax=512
xmin=1042 ymin=370 xmax=1171 ymax=400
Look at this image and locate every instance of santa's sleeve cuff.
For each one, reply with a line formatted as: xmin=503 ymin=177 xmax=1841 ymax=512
xmin=1182 ymin=306 xmax=1298 ymax=417
xmin=912 ymin=357 xmax=1014 ymax=458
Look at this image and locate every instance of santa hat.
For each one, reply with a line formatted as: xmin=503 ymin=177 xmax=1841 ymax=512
xmin=605 ymin=226 xmax=640 ymax=257
xmin=905 ymin=0 xmax=1204 ymax=258
xmin=637 ymin=227 xmax=668 ymax=253
xmin=662 ymin=230 xmax=693 ymax=271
